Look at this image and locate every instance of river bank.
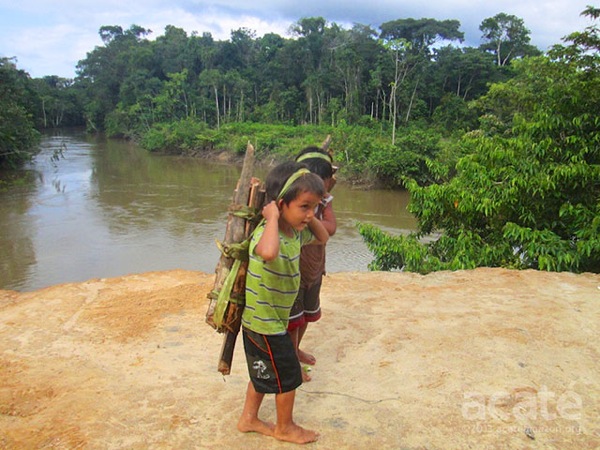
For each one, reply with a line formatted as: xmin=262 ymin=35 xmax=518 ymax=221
xmin=1 ymin=268 xmax=599 ymax=449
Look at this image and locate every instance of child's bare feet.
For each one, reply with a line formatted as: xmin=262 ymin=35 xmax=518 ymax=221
xmin=274 ymin=423 xmax=319 ymax=444
xmin=237 ymin=416 xmax=275 ymax=436
xmin=298 ymin=349 xmax=316 ymax=365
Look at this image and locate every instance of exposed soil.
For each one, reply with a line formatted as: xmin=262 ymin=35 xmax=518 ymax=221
xmin=1 ymin=268 xmax=599 ymax=449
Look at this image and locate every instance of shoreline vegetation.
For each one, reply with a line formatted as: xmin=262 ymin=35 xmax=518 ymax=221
xmin=136 ymin=121 xmax=408 ymax=189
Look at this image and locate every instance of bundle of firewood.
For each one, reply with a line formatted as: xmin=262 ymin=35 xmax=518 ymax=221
xmin=205 ymin=143 xmax=265 ymax=375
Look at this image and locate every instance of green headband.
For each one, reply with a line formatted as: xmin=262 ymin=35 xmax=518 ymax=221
xmin=277 ymin=168 xmax=311 ymax=200
xmin=296 ymin=152 xmax=332 ymax=163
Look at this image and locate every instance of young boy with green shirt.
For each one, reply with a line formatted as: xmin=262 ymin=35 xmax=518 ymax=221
xmin=237 ymin=161 xmax=329 ymax=445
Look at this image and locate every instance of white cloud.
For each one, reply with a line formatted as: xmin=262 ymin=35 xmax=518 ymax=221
xmin=0 ymin=0 xmax=594 ymax=78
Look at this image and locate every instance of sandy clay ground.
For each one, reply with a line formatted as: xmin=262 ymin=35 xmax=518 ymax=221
xmin=1 ymin=268 xmax=599 ymax=449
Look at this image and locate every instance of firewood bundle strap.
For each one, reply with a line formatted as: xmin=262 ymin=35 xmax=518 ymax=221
xmin=214 ymin=204 xmax=259 ymax=261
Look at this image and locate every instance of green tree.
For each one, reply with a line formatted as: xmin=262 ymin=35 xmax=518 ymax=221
xmin=290 ymin=17 xmax=329 ymax=124
xmin=359 ymin=9 xmax=600 ymax=274
xmin=380 ymin=18 xmax=464 ymax=54
xmin=431 ymin=46 xmax=499 ymax=101
xmin=0 ymin=58 xmax=40 ymax=168
xmin=154 ymin=25 xmax=190 ymax=77
xmin=198 ymin=69 xmax=222 ymax=128
xmin=429 ymin=46 xmax=498 ymax=133
xmin=551 ymin=5 xmax=600 ymax=70
xmin=366 ymin=126 xmax=442 ymax=187
xmin=329 ymin=24 xmax=382 ymax=122
xmin=479 ymin=13 xmax=541 ymax=66
xmin=379 ymin=18 xmax=464 ymax=142
xmin=31 ymin=76 xmax=84 ymax=128
xmin=76 ymin=24 xmax=151 ymax=130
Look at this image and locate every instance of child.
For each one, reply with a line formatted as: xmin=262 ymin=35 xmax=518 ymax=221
xmin=288 ymin=147 xmax=337 ymax=381
xmin=237 ymin=161 xmax=329 ymax=444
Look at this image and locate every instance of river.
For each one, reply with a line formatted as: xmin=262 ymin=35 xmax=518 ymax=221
xmin=0 ymin=131 xmax=416 ymax=291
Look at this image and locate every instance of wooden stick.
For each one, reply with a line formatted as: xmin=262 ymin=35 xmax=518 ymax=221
xmin=321 ymin=134 xmax=332 ymax=152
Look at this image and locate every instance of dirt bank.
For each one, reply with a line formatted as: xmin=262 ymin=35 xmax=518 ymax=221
xmin=1 ymin=268 xmax=599 ymax=449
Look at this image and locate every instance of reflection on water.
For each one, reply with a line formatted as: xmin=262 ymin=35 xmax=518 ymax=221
xmin=0 ymin=131 xmax=416 ymax=291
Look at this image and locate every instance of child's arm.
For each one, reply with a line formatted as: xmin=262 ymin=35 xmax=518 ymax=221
xmin=321 ymin=198 xmax=337 ymax=236
xmin=255 ymin=201 xmax=281 ymax=261
xmin=308 ymin=215 xmax=329 ymax=245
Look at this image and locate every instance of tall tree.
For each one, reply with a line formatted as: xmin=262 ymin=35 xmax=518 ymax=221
xmin=198 ymin=69 xmax=222 ymax=128
xmin=154 ymin=25 xmax=190 ymax=77
xmin=154 ymin=69 xmax=194 ymax=120
xmin=76 ymin=25 xmax=151 ymax=130
xmin=290 ymin=17 xmax=329 ymax=124
xmin=328 ymin=24 xmax=381 ymax=122
xmin=479 ymin=13 xmax=540 ymax=66
xmin=379 ymin=18 xmax=464 ymax=141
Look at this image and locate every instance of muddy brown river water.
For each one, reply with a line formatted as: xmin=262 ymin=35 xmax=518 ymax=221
xmin=0 ymin=131 xmax=416 ymax=291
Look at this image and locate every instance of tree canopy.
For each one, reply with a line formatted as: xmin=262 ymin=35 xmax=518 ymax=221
xmin=479 ymin=13 xmax=541 ymax=66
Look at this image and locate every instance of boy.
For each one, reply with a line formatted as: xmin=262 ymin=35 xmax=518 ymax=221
xmin=288 ymin=147 xmax=337 ymax=381
xmin=237 ymin=161 xmax=329 ymax=444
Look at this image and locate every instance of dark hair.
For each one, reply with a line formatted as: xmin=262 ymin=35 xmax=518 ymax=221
xmin=265 ymin=161 xmax=325 ymax=203
xmin=295 ymin=146 xmax=334 ymax=180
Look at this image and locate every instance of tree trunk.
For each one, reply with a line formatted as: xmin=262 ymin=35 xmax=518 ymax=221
xmin=405 ymin=77 xmax=420 ymax=124
xmin=213 ymin=85 xmax=220 ymax=129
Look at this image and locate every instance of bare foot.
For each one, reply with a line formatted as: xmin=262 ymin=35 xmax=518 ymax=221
xmin=298 ymin=349 xmax=316 ymax=365
xmin=274 ymin=423 xmax=319 ymax=444
xmin=237 ymin=416 xmax=275 ymax=436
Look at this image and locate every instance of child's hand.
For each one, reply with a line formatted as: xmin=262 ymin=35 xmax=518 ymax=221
xmin=262 ymin=201 xmax=280 ymax=222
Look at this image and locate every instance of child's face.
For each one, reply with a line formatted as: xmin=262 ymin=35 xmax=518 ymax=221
xmin=280 ymin=191 xmax=322 ymax=231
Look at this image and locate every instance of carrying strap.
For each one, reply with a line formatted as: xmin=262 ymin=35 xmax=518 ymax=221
xmin=277 ymin=168 xmax=310 ymax=200
xmin=296 ymin=152 xmax=333 ymax=163
xmin=212 ymin=258 xmax=243 ymax=329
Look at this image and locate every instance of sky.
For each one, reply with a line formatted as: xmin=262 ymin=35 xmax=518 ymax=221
xmin=0 ymin=0 xmax=595 ymax=79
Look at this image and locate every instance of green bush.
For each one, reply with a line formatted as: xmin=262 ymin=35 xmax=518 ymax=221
xmin=366 ymin=127 xmax=442 ymax=187
xmin=140 ymin=118 xmax=211 ymax=153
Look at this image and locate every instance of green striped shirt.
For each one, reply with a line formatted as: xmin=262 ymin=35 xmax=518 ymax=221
xmin=242 ymin=223 xmax=314 ymax=335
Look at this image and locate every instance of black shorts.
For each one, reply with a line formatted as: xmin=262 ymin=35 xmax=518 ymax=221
xmin=242 ymin=328 xmax=302 ymax=394
xmin=287 ymin=278 xmax=323 ymax=331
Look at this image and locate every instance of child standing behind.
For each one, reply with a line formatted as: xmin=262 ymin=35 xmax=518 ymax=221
xmin=237 ymin=161 xmax=329 ymax=444
xmin=288 ymin=147 xmax=337 ymax=381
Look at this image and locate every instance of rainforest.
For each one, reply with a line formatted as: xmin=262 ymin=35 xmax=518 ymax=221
xmin=1 ymin=7 xmax=598 ymax=273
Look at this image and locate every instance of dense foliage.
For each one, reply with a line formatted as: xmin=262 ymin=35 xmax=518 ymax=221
xmin=1 ymin=13 xmax=536 ymax=174
xmin=2 ymin=9 xmax=598 ymax=274
xmin=359 ymin=7 xmax=600 ymax=273
xmin=0 ymin=58 xmax=41 ymax=168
